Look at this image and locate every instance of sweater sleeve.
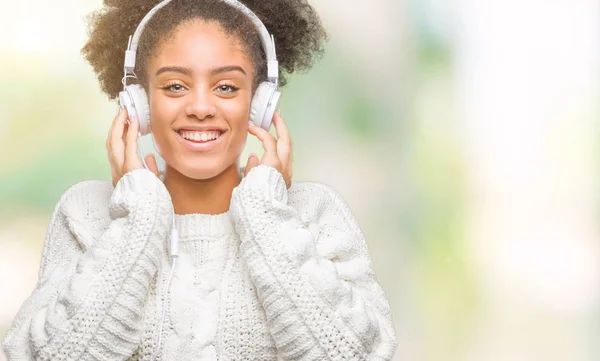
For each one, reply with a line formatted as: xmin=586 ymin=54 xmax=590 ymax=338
xmin=229 ymin=165 xmax=397 ymax=361
xmin=1 ymin=169 xmax=173 ymax=361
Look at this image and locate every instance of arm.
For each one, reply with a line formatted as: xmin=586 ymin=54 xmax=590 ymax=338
xmin=230 ymin=165 xmax=397 ymax=360
xmin=1 ymin=169 xmax=173 ymax=361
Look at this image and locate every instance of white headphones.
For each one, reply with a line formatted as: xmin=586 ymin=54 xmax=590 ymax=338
xmin=118 ymin=0 xmax=281 ymax=133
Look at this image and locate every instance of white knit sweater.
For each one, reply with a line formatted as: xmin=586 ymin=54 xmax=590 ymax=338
xmin=1 ymin=165 xmax=397 ymax=360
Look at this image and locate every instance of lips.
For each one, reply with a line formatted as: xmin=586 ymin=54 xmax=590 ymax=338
xmin=175 ymin=128 xmax=226 ymax=152
xmin=178 ymin=129 xmax=223 ymax=142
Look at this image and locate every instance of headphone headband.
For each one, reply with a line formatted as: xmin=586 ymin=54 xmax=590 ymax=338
xmin=123 ymin=0 xmax=279 ymax=84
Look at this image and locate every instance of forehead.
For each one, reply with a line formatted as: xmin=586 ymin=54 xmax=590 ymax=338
xmin=149 ymin=19 xmax=251 ymax=72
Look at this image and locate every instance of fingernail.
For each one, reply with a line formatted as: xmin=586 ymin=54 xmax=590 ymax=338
xmin=249 ymin=153 xmax=256 ymax=158
xmin=277 ymin=110 xmax=282 ymax=117
xmin=248 ymin=121 xmax=254 ymax=127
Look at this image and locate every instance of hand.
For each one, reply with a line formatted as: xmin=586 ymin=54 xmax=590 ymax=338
xmin=245 ymin=111 xmax=293 ymax=188
xmin=106 ymin=108 xmax=159 ymax=187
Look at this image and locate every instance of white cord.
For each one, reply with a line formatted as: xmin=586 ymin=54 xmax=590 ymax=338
xmin=121 ymin=72 xmax=138 ymax=89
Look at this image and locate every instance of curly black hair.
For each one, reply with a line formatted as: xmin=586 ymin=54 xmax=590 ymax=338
xmin=81 ymin=0 xmax=328 ymax=100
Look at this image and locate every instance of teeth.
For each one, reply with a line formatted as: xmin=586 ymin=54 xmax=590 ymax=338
xmin=180 ymin=130 xmax=221 ymax=141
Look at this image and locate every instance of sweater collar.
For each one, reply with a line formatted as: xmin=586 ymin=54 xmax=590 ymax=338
xmin=174 ymin=211 xmax=234 ymax=241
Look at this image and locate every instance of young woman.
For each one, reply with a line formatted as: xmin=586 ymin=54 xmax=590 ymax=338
xmin=1 ymin=0 xmax=397 ymax=360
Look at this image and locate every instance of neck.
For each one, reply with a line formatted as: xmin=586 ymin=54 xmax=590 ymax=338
xmin=164 ymin=162 xmax=242 ymax=215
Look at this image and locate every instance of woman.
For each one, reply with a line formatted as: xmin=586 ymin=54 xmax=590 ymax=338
xmin=1 ymin=0 xmax=397 ymax=360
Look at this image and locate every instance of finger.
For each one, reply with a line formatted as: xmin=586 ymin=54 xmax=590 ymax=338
xmin=111 ymin=167 xmax=119 ymax=187
xmin=248 ymin=121 xmax=278 ymax=156
xmin=107 ymin=107 xmax=125 ymax=149
xmin=145 ymin=154 xmax=159 ymax=177
xmin=125 ymin=116 xmax=142 ymax=168
xmin=273 ymin=110 xmax=290 ymax=141
xmin=122 ymin=110 xmax=133 ymax=144
xmin=122 ymin=123 xmax=130 ymax=147
xmin=273 ymin=111 xmax=292 ymax=163
xmin=244 ymin=153 xmax=260 ymax=177
xmin=110 ymin=107 xmax=128 ymax=144
xmin=108 ymin=108 xmax=128 ymax=164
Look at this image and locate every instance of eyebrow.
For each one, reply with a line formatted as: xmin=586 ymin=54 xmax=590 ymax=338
xmin=155 ymin=65 xmax=247 ymax=77
xmin=155 ymin=66 xmax=192 ymax=77
xmin=210 ymin=65 xmax=246 ymax=76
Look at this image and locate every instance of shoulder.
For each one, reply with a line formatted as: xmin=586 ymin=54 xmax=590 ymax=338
xmin=34 ymin=179 xmax=114 ymax=280
xmin=57 ymin=179 xmax=113 ymax=215
xmin=54 ymin=179 xmax=114 ymax=249
xmin=287 ymin=181 xmax=370 ymax=256
xmin=287 ymin=181 xmax=355 ymax=224
xmin=288 ymin=180 xmax=342 ymax=202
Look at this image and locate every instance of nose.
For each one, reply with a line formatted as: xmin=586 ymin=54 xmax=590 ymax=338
xmin=184 ymin=87 xmax=217 ymax=120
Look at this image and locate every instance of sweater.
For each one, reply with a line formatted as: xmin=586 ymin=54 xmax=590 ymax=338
xmin=1 ymin=165 xmax=397 ymax=360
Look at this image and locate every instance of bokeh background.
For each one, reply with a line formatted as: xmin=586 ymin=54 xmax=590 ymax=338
xmin=1 ymin=0 xmax=599 ymax=360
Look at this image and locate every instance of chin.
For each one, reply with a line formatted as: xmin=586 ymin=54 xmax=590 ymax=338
xmin=178 ymin=164 xmax=223 ymax=181
xmin=171 ymin=156 xmax=236 ymax=181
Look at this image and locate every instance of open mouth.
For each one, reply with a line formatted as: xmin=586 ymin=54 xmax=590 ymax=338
xmin=178 ymin=129 xmax=224 ymax=143
xmin=175 ymin=128 xmax=227 ymax=152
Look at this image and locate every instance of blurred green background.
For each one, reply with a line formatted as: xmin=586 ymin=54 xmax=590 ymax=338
xmin=1 ymin=0 xmax=598 ymax=360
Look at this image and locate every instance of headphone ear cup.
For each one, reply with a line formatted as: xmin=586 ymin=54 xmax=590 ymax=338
xmin=250 ymin=82 xmax=279 ymax=130
xmin=129 ymin=85 xmax=151 ymax=135
xmin=262 ymin=89 xmax=281 ymax=130
xmin=119 ymin=84 xmax=151 ymax=135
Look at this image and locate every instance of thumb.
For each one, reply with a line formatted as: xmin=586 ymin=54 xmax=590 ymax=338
xmin=244 ymin=153 xmax=260 ymax=177
xmin=145 ymin=154 xmax=159 ymax=177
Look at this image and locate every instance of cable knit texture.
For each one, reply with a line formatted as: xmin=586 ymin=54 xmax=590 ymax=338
xmin=2 ymin=165 xmax=397 ymax=360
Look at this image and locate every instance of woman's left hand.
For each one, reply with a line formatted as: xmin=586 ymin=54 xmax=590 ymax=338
xmin=244 ymin=111 xmax=293 ymax=188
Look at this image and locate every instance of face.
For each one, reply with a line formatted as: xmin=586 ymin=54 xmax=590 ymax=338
xmin=146 ymin=19 xmax=254 ymax=180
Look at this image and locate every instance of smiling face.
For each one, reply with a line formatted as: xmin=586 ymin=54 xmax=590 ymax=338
xmin=146 ymin=19 xmax=255 ymax=180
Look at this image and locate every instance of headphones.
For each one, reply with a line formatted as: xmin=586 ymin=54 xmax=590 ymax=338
xmin=118 ymin=0 xmax=281 ymax=134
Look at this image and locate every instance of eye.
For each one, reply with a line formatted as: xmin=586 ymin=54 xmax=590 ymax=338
xmin=162 ymin=82 xmax=186 ymax=93
xmin=215 ymin=84 xmax=239 ymax=93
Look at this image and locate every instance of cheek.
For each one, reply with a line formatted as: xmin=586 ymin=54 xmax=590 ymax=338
xmin=147 ymin=95 xmax=177 ymax=155
xmin=221 ymin=102 xmax=251 ymax=160
xmin=227 ymin=100 xmax=251 ymax=135
xmin=148 ymin=94 xmax=183 ymax=141
xmin=222 ymin=94 xmax=251 ymax=120
xmin=149 ymin=94 xmax=176 ymax=126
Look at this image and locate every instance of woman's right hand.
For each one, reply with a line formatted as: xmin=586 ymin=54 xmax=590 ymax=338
xmin=106 ymin=108 xmax=159 ymax=186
